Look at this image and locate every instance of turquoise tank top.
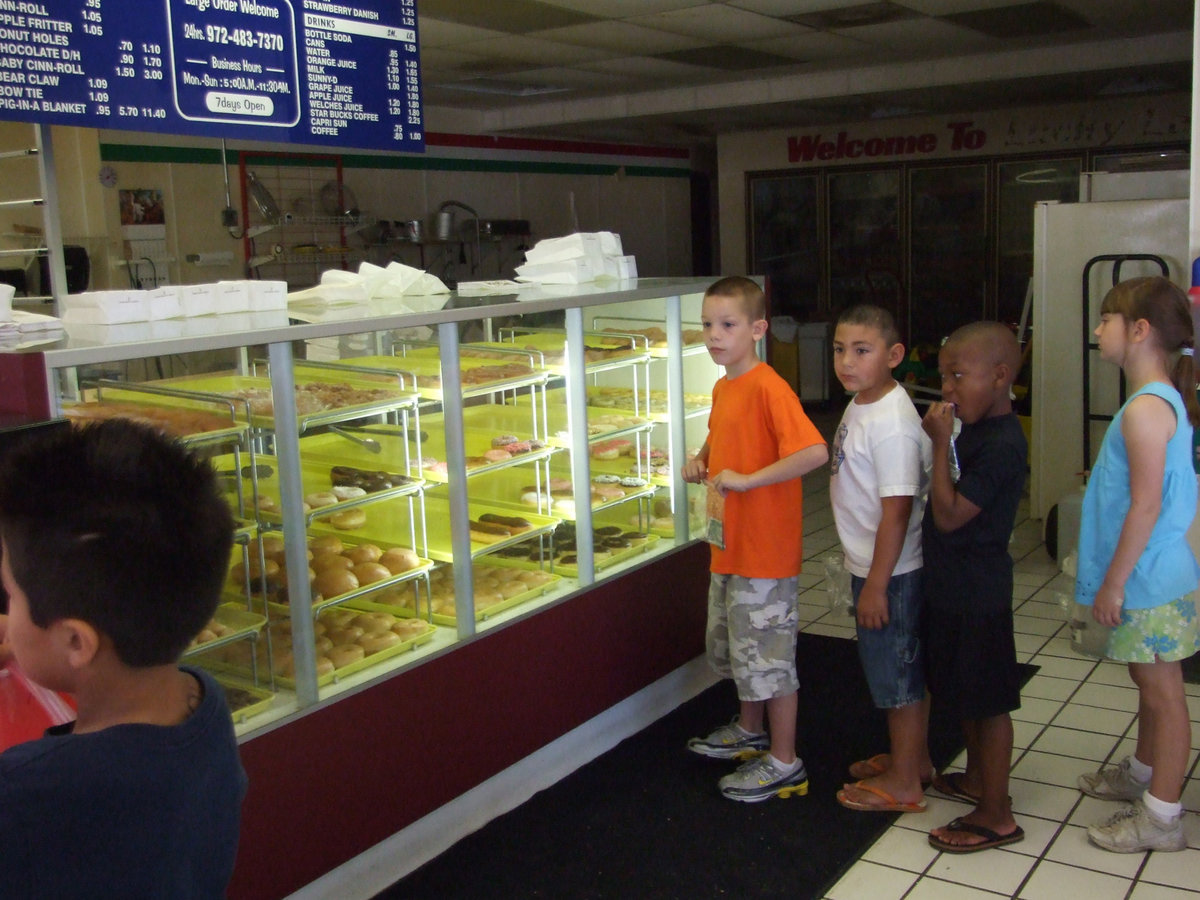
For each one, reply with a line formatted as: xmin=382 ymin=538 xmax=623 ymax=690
xmin=1075 ymin=382 xmax=1200 ymax=610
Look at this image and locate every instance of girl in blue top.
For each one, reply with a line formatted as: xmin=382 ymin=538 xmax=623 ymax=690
xmin=1075 ymin=276 xmax=1200 ymax=854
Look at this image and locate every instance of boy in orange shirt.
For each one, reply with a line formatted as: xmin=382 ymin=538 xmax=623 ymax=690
xmin=683 ymin=276 xmax=828 ymax=801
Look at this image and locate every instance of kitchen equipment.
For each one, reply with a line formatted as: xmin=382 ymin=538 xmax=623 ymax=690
xmin=403 ymin=219 xmax=423 ymax=242
xmin=246 ymin=172 xmax=281 ymax=223
xmin=434 ymin=209 xmax=454 ymax=241
xmin=320 ymin=180 xmax=360 ymax=221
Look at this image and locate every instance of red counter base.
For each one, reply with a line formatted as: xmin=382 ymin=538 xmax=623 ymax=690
xmin=230 ymin=542 xmax=709 ymax=900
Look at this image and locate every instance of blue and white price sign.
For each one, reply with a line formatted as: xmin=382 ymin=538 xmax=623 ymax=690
xmin=0 ymin=0 xmax=423 ymax=151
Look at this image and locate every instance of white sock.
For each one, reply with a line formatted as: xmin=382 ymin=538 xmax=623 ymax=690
xmin=1142 ymin=791 xmax=1182 ymax=822
xmin=734 ymin=723 xmax=761 ymax=737
xmin=768 ymin=754 xmax=800 ymax=773
xmin=1128 ymin=755 xmax=1153 ymax=783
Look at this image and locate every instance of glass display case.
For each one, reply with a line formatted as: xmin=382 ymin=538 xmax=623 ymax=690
xmin=0 ymin=277 xmax=720 ymax=735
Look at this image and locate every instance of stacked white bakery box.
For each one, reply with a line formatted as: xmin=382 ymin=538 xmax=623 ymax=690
xmin=60 ymin=280 xmax=288 ymax=325
xmin=515 ymin=232 xmax=637 ymax=284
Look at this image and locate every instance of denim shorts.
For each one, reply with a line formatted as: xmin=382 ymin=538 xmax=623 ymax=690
xmin=852 ymin=568 xmax=925 ymax=709
xmin=705 ymin=572 xmax=800 ymax=702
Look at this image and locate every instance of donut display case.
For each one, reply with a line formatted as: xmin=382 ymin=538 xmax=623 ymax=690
xmin=0 ymin=278 xmax=735 ymax=899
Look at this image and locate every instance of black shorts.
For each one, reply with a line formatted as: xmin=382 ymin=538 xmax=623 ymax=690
xmin=923 ymin=605 xmax=1021 ymax=720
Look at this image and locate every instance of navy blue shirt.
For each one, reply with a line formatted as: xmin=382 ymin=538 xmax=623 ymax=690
xmin=922 ymin=413 xmax=1026 ymax=615
xmin=0 ymin=667 xmax=247 ymax=899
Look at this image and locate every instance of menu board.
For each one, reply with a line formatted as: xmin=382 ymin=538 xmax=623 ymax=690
xmin=0 ymin=0 xmax=423 ymax=151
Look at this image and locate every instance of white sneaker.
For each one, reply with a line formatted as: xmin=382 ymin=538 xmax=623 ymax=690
xmin=1078 ymin=756 xmax=1150 ymax=802
xmin=1087 ymin=800 xmax=1186 ymax=853
xmin=718 ymin=755 xmax=809 ymax=802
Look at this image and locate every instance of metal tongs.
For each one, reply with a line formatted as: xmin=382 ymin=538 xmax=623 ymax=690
xmin=328 ymin=425 xmax=382 ymax=454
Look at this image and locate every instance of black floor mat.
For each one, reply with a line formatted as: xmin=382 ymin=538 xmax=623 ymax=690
xmin=381 ymin=633 xmax=1036 ymax=900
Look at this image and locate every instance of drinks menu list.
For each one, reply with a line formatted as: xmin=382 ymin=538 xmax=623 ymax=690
xmin=0 ymin=0 xmax=423 ymax=151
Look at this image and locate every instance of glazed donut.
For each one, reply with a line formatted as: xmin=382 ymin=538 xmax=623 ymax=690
xmin=352 ymin=561 xmax=392 ymax=585
xmin=260 ymin=535 xmax=286 ymax=562
xmin=329 ymin=643 xmax=365 ymax=669
xmin=328 ymin=508 xmax=367 ymax=529
xmin=315 ymin=655 xmax=335 ymax=677
xmin=499 ymin=581 xmax=528 ymax=600
xmin=313 ymin=568 xmax=358 ymax=599
xmin=592 ymin=446 xmax=620 ymax=461
xmin=651 ymin=516 xmax=675 ymax=531
xmin=327 ymin=625 xmax=366 ymax=645
xmin=305 ymin=491 xmax=338 ymax=508
xmin=343 ymin=543 xmax=382 ymax=564
xmin=314 ymin=635 xmax=334 ymax=655
xmin=312 ymin=552 xmax=354 ymax=573
xmin=352 ymin=611 xmax=396 ymax=633
xmin=594 ymin=484 xmax=625 ymax=501
xmin=308 ymin=534 xmax=344 ymax=555
xmin=331 ymin=485 xmax=368 ymax=501
xmin=552 ymin=498 xmax=576 ymax=517
xmin=520 ymin=490 xmax=542 ymax=507
xmin=360 ymin=630 xmax=401 ymax=654
xmin=392 ymin=619 xmax=428 ymax=638
xmin=379 ymin=547 xmax=420 ymax=574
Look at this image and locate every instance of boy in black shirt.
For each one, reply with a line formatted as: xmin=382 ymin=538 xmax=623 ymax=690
xmin=921 ymin=322 xmax=1026 ymax=853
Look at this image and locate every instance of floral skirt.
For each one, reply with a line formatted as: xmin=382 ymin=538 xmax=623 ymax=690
xmin=1106 ymin=596 xmax=1200 ymax=663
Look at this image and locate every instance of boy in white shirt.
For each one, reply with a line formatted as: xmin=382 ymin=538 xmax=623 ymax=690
xmin=829 ymin=305 xmax=933 ymax=813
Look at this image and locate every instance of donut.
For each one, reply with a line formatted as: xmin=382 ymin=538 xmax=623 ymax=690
xmin=392 ymin=619 xmax=428 ymax=638
xmin=552 ymin=498 xmax=576 ymax=517
xmin=379 ymin=546 xmax=420 ymax=574
xmin=594 ymin=525 xmax=623 ymax=537
xmin=230 ymin=557 xmax=278 ymax=585
xmin=479 ymin=513 xmax=533 ymax=533
xmin=329 ymin=643 xmax=365 ymax=669
xmin=331 ymin=485 xmax=368 ymax=501
xmin=592 ymin=444 xmax=620 ymax=461
xmin=308 ymin=534 xmax=344 ymax=555
xmin=260 ymin=535 xmax=286 ymax=562
xmin=305 ymin=491 xmax=338 ymax=508
xmin=651 ymin=516 xmax=675 ymax=530
xmin=352 ymin=611 xmax=396 ymax=633
xmin=592 ymin=474 xmax=621 ymax=484
xmin=352 ymin=561 xmax=392 ymax=585
xmin=491 ymin=434 xmax=518 ymax=448
xmin=315 ymin=655 xmax=335 ymax=677
xmin=328 ymin=508 xmax=367 ymax=529
xmin=483 ymin=448 xmax=512 ymax=463
xmin=520 ymin=490 xmax=542 ymax=507
xmin=327 ymin=625 xmax=366 ymax=645
xmin=313 ymin=568 xmax=358 ymax=599
xmin=547 ymin=478 xmax=572 ymax=492
xmin=311 ymin=552 xmax=354 ymax=573
xmin=360 ymin=630 xmax=401 ymax=654
xmin=623 ymin=531 xmax=649 ymax=545
xmin=343 ymin=543 xmax=382 ymax=564
xmin=594 ymin=484 xmax=625 ymax=501
xmin=506 ymin=440 xmax=532 ymax=453
xmin=314 ymin=635 xmax=334 ymax=655
xmin=620 ymin=476 xmax=648 ymax=488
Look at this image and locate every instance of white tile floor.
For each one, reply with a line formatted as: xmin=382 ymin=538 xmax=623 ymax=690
xmin=794 ymin=469 xmax=1200 ymax=900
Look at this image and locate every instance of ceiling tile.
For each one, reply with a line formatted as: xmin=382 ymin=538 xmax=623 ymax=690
xmin=785 ymin=1 xmax=924 ymax=29
xmin=941 ymin=1 xmax=1090 ymax=37
xmin=452 ymin=35 xmax=615 ymax=67
xmin=654 ymin=45 xmax=805 ymax=70
xmin=729 ymin=0 xmax=877 ymax=14
xmin=417 ymin=18 xmax=509 ymax=49
xmin=629 ymin=3 xmax=811 ymax=41
xmin=748 ymin=31 xmax=875 ymax=62
xmin=534 ymin=21 xmax=706 ymax=54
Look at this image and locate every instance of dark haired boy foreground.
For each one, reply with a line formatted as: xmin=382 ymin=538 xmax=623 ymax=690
xmin=0 ymin=419 xmax=247 ymax=898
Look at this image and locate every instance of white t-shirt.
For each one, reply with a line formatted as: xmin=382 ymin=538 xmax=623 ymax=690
xmin=829 ymin=382 xmax=932 ymax=578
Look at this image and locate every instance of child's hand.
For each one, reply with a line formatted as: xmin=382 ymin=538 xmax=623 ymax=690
xmin=922 ymin=401 xmax=956 ymax=443
xmin=710 ymin=469 xmax=750 ymax=495
xmin=681 ymin=457 xmax=707 ymax=484
xmin=856 ymin=583 xmax=889 ymax=630
xmin=1092 ymin=583 xmax=1124 ymax=628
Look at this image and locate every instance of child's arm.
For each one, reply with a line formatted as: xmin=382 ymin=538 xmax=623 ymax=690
xmin=922 ymin=400 xmax=981 ymax=532
xmin=710 ymin=442 xmax=828 ymax=495
xmin=1092 ymin=394 xmax=1172 ymax=627
xmin=857 ymin=495 xmax=913 ymax=629
xmin=681 ymin=439 xmax=710 ymax=484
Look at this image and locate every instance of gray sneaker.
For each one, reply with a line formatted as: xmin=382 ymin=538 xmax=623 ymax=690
xmin=718 ymin=755 xmax=809 ymax=802
xmin=687 ymin=717 xmax=769 ymax=760
xmin=1087 ymin=800 xmax=1186 ymax=853
xmin=1078 ymin=756 xmax=1150 ymax=801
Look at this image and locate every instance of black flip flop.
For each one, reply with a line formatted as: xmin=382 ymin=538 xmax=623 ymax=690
xmin=929 ymin=817 xmax=1024 ymax=853
xmin=931 ymin=771 xmax=981 ymax=804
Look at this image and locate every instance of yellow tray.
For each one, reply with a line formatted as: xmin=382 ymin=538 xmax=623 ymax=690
xmin=487 ymin=530 xmax=660 ymax=578
xmin=271 ymin=614 xmax=438 ymax=688
xmin=420 ymin=558 xmax=561 ymax=625
xmin=64 ymin=393 xmax=248 ymax=445
xmin=212 ymin=677 xmax=275 ymax=724
xmin=321 ymin=354 xmax=548 ymax=403
xmin=508 ymin=387 xmax=650 ymax=446
xmin=183 ymin=604 xmax=267 ymax=657
xmin=465 ymin=465 xmax=656 ymax=521
xmin=487 ymin=331 xmax=649 ymax=373
xmin=212 ymin=451 xmax=424 ymax=528
xmin=148 ymin=372 xmax=416 ymax=431
xmin=311 ymin=493 xmax=560 ymax=562
xmin=587 ymin=385 xmax=711 ymax=421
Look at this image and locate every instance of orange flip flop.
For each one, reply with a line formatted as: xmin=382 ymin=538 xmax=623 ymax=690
xmin=836 ymin=780 xmax=928 ymax=813
xmin=849 ymin=753 xmax=933 ymax=788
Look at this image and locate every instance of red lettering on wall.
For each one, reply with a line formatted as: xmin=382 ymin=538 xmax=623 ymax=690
xmin=786 ymin=122 xmax=992 ymax=164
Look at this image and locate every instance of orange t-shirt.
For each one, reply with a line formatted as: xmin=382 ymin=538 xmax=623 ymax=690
xmin=706 ymin=362 xmax=824 ymax=578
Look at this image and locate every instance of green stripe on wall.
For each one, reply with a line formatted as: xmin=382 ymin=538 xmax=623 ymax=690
xmin=99 ymin=144 xmax=689 ymax=178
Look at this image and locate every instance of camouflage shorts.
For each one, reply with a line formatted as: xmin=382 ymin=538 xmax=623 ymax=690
xmin=705 ymin=573 xmax=800 ymax=702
